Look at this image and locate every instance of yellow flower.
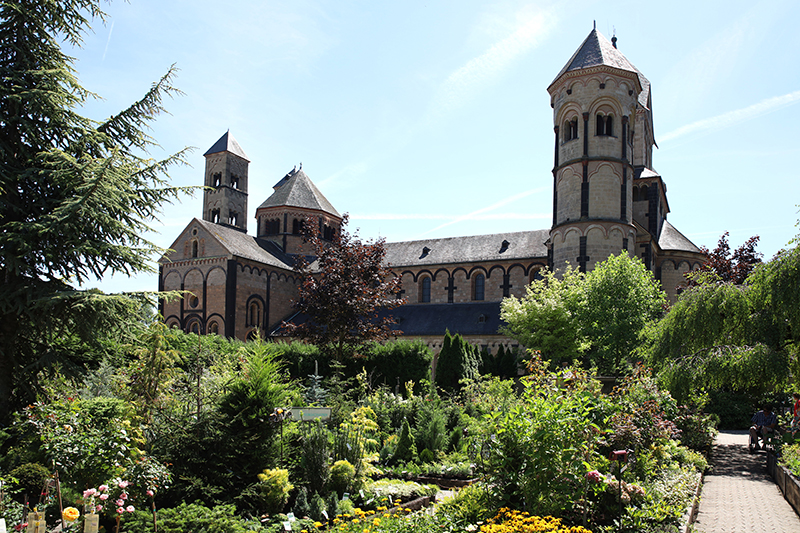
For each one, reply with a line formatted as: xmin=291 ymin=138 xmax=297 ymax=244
xmin=353 ymin=519 xmax=360 ymax=524
xmin=314 ymin=522 xmax=323 ymax=528
xmin=62 ymin=507 xmax=80 ymax=522
xmin=373 ymin=518 xmax=381 ymax=526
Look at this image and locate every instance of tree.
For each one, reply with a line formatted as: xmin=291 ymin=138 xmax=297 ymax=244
xmin=0 ymin=0 xmax=190 ymax=420
xmin=580 ymin=253 xmax=666 ymax=376
xmin=689 ymin=232 xmax=762 ymax=285
xmin=434 ymin=330 xmax=480 ymax=392
xmin=283 ymin=215 xmax=403 ymax=361
xmin=501 ymin=254 xmax=664 ymax=376
xmin=649 ymin=232 xmax=800 ymax=404
xmin=500 ymin=266 xmax=584 ymax=366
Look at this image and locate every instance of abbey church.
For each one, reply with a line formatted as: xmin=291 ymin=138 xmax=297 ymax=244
xmin=159 ymin=29 xmax=704 ymax=353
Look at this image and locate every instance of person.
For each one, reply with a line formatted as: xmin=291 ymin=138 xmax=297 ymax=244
xmin=750 ymin=404 xmax=778 ymax=451
xmin=791 ymin=393 xmax=800 ymax=435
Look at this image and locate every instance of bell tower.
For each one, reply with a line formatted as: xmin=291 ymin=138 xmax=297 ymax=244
xmin=547 ymin=29 xmax=647 ymax=273
xmin=202 ymin=131 xmax=249 ymax=232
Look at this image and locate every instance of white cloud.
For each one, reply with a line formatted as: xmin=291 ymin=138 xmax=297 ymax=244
xmin=661 ymin=90 xmax=800 ymax=143
xmin=427 ymin=9 xmax=555 ymax=120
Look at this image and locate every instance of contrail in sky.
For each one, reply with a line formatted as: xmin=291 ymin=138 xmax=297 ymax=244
xmin=102 ymin=21 xmax=114 ymax=61
xmin=421 ymin=187 xmax=547 ymax=236
xmin=661 ymin=90 xmax=800 ymax=142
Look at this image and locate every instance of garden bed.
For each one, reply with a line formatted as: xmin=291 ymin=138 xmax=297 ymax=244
xmin=767 ymin=452 xmax=800 ymax=516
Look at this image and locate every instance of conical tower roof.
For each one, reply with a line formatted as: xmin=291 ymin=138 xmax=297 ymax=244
xmin=550 ymin=29 xmax=651 ymax=109
xmin=204 ymin=130 xmax=250 ymax=161
xmin=258 ymin=167 xmax=341 ymax=218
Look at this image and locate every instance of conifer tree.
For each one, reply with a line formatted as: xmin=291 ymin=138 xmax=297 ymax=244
xmin=0 ymin=0 xmax=190 ymax=420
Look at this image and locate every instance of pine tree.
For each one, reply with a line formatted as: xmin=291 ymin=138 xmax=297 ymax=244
xmin=0 ymin=0 xmax=190 ymax=420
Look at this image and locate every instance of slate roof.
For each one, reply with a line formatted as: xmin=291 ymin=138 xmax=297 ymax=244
xmin=258 ymin=168 xmax=341 ymax=217
xmin=551 ymin=29 xmax=651 ymax=109
xmin=378 ymin=302 xmax=506 ymax=337
xmin=384 ymin=229 xmax=549 ymax=268
xmin=203 ymin=131 xmax=249 ymax=161
xmin=192 ymin=218 xmax=295 ymax=269
xmin=658 ymin=220 xmax=702 ymax=254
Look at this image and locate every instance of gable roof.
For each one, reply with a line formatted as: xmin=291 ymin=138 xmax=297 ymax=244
xmin=384 ymin=229 xmax=549 ymax=268
xmin=162 ymin=218 xmax=295 ymax=269
xmin=551 ymin=29 xmax=651 ymax=109
xmin=658 ymin=220 xmax=702 ymax=254
xmin=258 ymin=168 xmax=341 ymax=217
xmin=203 ymin=131 xmax=250 ymax=161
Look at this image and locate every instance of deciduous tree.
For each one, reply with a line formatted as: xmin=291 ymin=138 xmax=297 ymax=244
xmin=283 ymin=215 xmax=403 ymax=361
xmin=0 ymin=0 xmax=190 ymax=421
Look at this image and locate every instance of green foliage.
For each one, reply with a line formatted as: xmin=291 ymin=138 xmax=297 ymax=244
xmin=364 ymin=478 xmax=438 ymax=502
xmin=581 ymin=253 xmax=666 ymax=376
xmin=501 ymin=266 xmax=584 ymax=365
xmin=309 ymin=491 xmax=327 ymax=522
xmin=780 ymin=443 xmax=800 ymax=478
xmin=9 ymin=463 xmax=50 ymax=501
xmin=0 ymin=0 xmax=191 ymax=422
xmin=255 ymin=468 xmax=294 ymax=515
xmin=435 ymin=331 xmax=480 ymax=392
xmin=123 ymin=502 xmax=252 ymax=533
xmin=413 ymin=396 xmax=447 ymax=455
xmin=217 ymin=339 xmax=296 ymax=479
xmin=362 ymin=340 xmax=433 ymax=389
xmin=326 ymin=490 xmax=340 ymax=518
xmin=389 ymin=419 xmax=418 ymax=465
xmin=704 ymin=391 xmax=758 ymax=430
xmin=302 ymin=420 xmax=331 ymax=495
xmin=436 ymin=483 xmax=499 ymax=524
xmin=483 ymin=365 xmax=606 ymax=516
xmin=503 ymin=255 xmax=664 ymax=376
xmin=329 ymin=460 xmax=356 ymax=497
xmin=293 ymin=486 xmax=311 ymax=518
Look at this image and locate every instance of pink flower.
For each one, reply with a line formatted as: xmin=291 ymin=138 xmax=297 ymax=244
xmin=83 ymin=488 xmax=97 ymax=498
xmin=116 ymin=499 xmax=124 ymax=507
xmin=117 ymin=507 xmax=125 ymax=514
xmin=146 ymin=490 xmax=154 ymax=497
xmin=586 ymin=470 xmax=602 ymax=483
xmin=126 ymin=505 xmax=135 ymax=513
xmin=118 ymin=481 xmax=129 ymax=489
xmin=96 ymin=505 xmax=103 ymax=513
xmin=98 ymin=485 xmax=109 ymax=492
xmin=99 ymin=494 xmax=109 ymax=500
xmin=120 ymin=493 xmax=127 ymax=500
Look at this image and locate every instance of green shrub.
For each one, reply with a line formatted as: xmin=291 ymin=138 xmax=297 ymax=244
xmin=436 ymin=483 xmax=496 ymax=524
xmin=419 ymin=448 xmax=435 ymax=463
xmin=329 ymin=460 xmax=355 ymax=497
xmin=9 ymin=463 xmax=50 ymax=501
xmin=413 ymin=397 xmax=447 ymax=454
xmin=292 ymin=486 xmax=310 ymax=518
xmin=435 ymin=331 xmax=479 ymax=392
xmin=256 ymin=468 xmax=294 ymax=514
xmin=365 ymin=478 xmax=438 ymax=502
xmin=389 ymin=419 xmax=417 ymax=465
xmin=781 ymin=443 xmax=800 ymax=478
xmin=122 ymin=502 xmax=252 ymax=533
xmin=302 ymin=420 xmax=330 ymax=494
xmin=704 ymin=390 xmax=756 ymax=430
xmin=362 ymin=340 xmax=433 ymax=389
xmin=309 ymin=491 xmax=327 ymax=522
xmin=326 ymin=491 xmax=339 ymax=518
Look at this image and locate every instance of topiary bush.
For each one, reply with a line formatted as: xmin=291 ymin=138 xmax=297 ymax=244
xmin=389 ymin=419 xmax=417 ymax=465
xmin=255 ymin=468 xmax=294 ymax=514
xmin=329 ymin=460 xmax=355 ymax=497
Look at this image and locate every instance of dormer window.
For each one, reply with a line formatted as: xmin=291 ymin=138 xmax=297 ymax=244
xmin=564 ymin=118 xmax=578 ymax=142
xmin=596 ymin=114 xmax=614 ymax=136
xmin=499 ymin=240 xmax=510 ymax=253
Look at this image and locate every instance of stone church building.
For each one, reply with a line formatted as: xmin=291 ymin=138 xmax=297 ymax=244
xmin=159 ymin=29 xmax=704 ymax=352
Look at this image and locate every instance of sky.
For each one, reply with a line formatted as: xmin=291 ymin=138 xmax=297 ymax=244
xmin=72 ymin=0 xmax=800 ymax=293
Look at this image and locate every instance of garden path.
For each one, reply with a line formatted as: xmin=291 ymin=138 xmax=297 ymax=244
xmin=693 ymin=430 xmax=800 ymax=533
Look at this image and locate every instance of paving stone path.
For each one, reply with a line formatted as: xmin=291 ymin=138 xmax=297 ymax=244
xmin=693 ymin=430 xmax=800 ymax=533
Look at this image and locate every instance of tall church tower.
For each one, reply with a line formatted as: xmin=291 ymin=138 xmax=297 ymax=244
xmin=547 ymin=29 xmax=649 ymax=273
xmin=202 ymin=131 xmax=249 ymax=232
